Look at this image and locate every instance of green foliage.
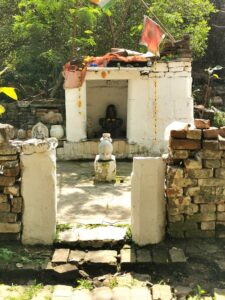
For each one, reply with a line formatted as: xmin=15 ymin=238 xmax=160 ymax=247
xmin=5 ymin=283 xmax=43 ymax=300
xmin=0 ymin=0 xmax=216 ymax=98
xmin=213 ymin=111 xmax=225 ymax=128
xmin=187 ymin=285 xmax=206 ymax=300
xmin=76 ymin=279 xmax=93 ymax=290
xmin=0 ymin=248 xmax=13 ymax=261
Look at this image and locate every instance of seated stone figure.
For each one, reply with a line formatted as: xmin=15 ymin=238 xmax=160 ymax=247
xmin=99 ymin=104 xmax=123 ymax=138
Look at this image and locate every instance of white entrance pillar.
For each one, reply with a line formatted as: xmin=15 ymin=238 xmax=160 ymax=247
xmin=65 ymin=83 xmax=87 ymax=142
xmin=131 ymin=157 xmax=166 ymax=245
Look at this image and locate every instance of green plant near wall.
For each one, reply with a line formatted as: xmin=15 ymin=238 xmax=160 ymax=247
xmin=213 ymin=111 xmax=225 ymax=128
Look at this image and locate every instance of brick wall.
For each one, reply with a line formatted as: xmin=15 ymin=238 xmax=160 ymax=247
xmin=0 ymin=99 xmax=65 ymax=138
xmin=166 ymin=119 xmax=225 ymax=238
xmin=0 ymin=140 xmax=22 ymax=241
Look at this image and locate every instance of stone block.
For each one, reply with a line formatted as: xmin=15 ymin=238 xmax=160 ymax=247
xmin=85 ymin=250 xmax=117 ymax=265
xmin=194 ymin=195 xmax=218 ymax=204
xmin=112 ymin=287 xmax=131 ymax=300
xmin=169 ymin=221 xmax=198 ymax=231
xmin=203 ymin=140 xmax=219 ymax=150
xmin=185 ymin=229 xmax=215 ymax=238
xmin=152 ymin=284 xmax=172 ymax=300
xmin=0 ymin=222 xmax=21 ymax=233
xmin=200 ymin=204 xmax=216 ymax=213
xmin=167 ymin=206 xmax=181 ymax=216
xmin=203 ymin=128 xmax=219 ymax=139
xmin=216 ymin=187 xmax=225 ymax=196
xmin=183 ymin=204 xmax=199 ymax=215
xmin=166 ymin=187 xmax=183 ymax=198
xmin=201 ymin=150 xmax=223 ymax=159
xmin=170 ymin=150 xmax=189 ymax=159
xmin=168 ymin=214 xmax=184 ymax=223
xmin=120 ymin=248 xmax=136 ymax=264
xmin=184 ymin=169 xmax=213 ymax=179
xmin=92 ymin=287 xmax=113 ymax=300
xmin=4 ymin=185 xmax=20 ymax=196
xmin=169 ymin=247 xmax=187 ymax=263
xmin=21 ymin=150 xmax=57 ymax=245
xmin=11 ymin=197 xmax=23 ymax=213
xmin=167 ymin=166 xmax=183 ymax=179
xmin=0 ymin=194 xmax=8 ymax=203
xmin=0 ymin=155 xmax=18 ymax=161
xmin=136 ymin=249 xmax=152 ymax=263
xmin=175 ymin=178 xmax=198 ymax=188
xmin=186 ymin=213 xmax=216 ymax=222
xmin=219 ymin=135 xmax=225 ymax=150
xmin=217 ymin=204 xmax=225 ymax=212
xmin=94 ymin=155 xmax=116 ymax=182
xmin=0 ymin=176 xmax=15 ymax=187
xmin=0 ymin=145 xmax=17 ymax=155
xmin=130 ymin=287 xmax=152 ymax=300
xmin=170 ymin=130 xmax=186 ymax=139
xmin=0 ymin=213 xmax=17 ymax=223
xmin=168 ymin=196 xmax=191 ymax=207
xmin=0 ymin=124 xmax=15 ymax=143
xmin=215 ymin=168 xmax=225 ymax=178
xmin=52 ymin=248 xmax=70 ymax=264
xmin=184 ymin=187 xmax=200 ymax=197
xmin=186 ymin=129 xmax=202 ymax=140
xmin=204 ymin=159 xmax=220 ymax=169
xmin=219 ymin=127 xmax=225 ymax=138
xmin=170 ymin=138 xmax=201 ymax=150
xmin=184 ymin=159 xmax=202 ymax=169
xmin=152 ymin=248 xmax=169 ymax=264
xmin=131 ymin=157 xmax=165 ymax=245
xmin=201 ymin=221 xmax=215 ymax=230
xmin=199 ymin=179 xmax=225 ymax=187
xmin=3 ymin=160 xmax=19 ymax=168
xmin=3 ymin=167 xmax=20 ymax=177
xmin=0 ymin=203 xmax=10 ymax=212
xmin=68 ymin=250 xmax=85 ymax=264
xmin=167 ymin=228 xmax=185 ymax=238
xmin=221 ymin=159 xmax=225 ymax=167
xmin=217 ymin=212 xmax=225 ymax=221
xmin=194 ymin=119 xmax=210 ymax=129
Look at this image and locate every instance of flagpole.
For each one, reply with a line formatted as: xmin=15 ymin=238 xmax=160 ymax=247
xmin=139 ymin=0 xmax=176 ymax=43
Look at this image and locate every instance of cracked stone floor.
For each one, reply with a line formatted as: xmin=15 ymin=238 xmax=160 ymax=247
xmin=56 ymin=161 xmax=132 ymax=226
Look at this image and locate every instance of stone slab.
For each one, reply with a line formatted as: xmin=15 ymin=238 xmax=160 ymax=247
xmin=52 ymin=248 xmax=70 ymax=264
xmin=152 ymin=284 xmax=172 ymax=300
xmin=169 ymin=247 xmax=187 ymax=263
xmin=52 ymin=285 xmax=73 ymax=298
xmin=136 ymin=249 xmax=152 ymax=263
xmin=214 ymin=288 xmax=225 ymax=300
xmin=85 ymin=250 xmax=117 ymax=265
xmin=68 ymin=250 xmax=85 ymax=264
xmin=72 ymin=289 xmax=92 ymax=300
xmin=92 ymin=287 xmax=113 ymax=300
xmin=131 ymin=287 xmax=152 ymax=300
xmin=120 ymin=248 xmax=136 ymax=265
xmin=152 ymin=248 xmax=169 ymax=264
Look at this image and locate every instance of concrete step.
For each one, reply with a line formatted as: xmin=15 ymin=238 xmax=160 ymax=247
xmin=55 ymin=225 xmax=128 ymax=248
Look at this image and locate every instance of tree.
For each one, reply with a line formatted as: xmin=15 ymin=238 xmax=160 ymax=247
xmin=0 ymin=0 xmax=216 ymax=99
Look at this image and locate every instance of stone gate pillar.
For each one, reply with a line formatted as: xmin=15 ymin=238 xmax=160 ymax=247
xmin=21 ymin=138 xmax=57 ymax=245
xmin=131 ymin=157 xmax=166 ymax=245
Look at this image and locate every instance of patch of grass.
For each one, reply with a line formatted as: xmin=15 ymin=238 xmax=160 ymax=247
xmin=77 ymin=224 xmax=108 ymax=229
xmin=125 ymin=225 xmax=132 ymax=240
xmin=108 ymin=277 xmax=118 ymax=289
xmin=0 ymin=248 xmax=13 ymax=262
xmin=56 ymin=223 xmax=72 ymax=232
xmin=187 ymin=285 xmax=207 ymax=300
xmin=76 ymin=279 xmax=93 ymax=290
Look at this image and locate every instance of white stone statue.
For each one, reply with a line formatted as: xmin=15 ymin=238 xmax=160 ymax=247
xmin=94 ymin=133 xmax=116 ymax=182
xmin=32 ymin=122 xmax=49 ymax=139
xmin=98 ymin=133 xmax=113 ymax=161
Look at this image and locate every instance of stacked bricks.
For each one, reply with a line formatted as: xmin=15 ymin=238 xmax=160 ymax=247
xmin=166 ymin=119 xmax=225 ymax=238
xmin=0 ymin=124 xmax=22 ymax=241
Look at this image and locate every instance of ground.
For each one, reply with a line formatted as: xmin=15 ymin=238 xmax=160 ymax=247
xmin=57 ymin=161 xmax=131 ymax=226
xmin=1 ymin=161 xmax=225 ymax=299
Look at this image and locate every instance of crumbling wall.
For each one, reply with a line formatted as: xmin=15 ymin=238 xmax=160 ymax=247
xmin=166 ymin=120 xmax=225 ymax=238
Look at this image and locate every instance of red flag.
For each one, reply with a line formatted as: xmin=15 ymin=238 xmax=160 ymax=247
xmin=140 ymin=16 xmax=165 ymax=56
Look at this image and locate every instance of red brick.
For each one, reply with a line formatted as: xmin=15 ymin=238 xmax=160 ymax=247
xmin=203 ymin=128 xmax=219 ymax=139
xmin=0 ymin=176 xmax=15 ymax=187
xmin=170 ymin=138 xmax=201 ymax=150
xmin=3 ymin=167 xmax=20 ymax=177
xmin=11 ymin=197 xmax=22 ymax=213
xmin=170 ymin=130 xmax=187 ymax=139
xmin=194 ymin=119 xmax=210 ymax=129
xmin=203 ymin=140 xmax=219 ymax=150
